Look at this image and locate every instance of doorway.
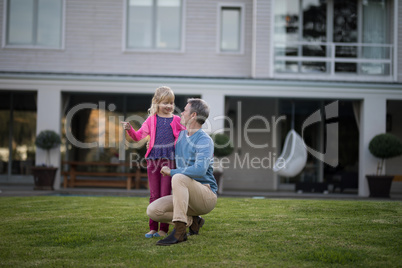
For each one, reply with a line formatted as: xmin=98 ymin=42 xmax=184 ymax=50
xmin=0 ymin=91 xmax=37 ymax=183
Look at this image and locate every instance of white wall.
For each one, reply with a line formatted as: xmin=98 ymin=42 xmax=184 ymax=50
xmin=36 ymin=88 xmax=62 ymax=189
xmin=1 ymin=0 xmax=401 ymax=82
xmin=359 ymin=97 xmax=387 ymax=197
xmin=202 ymin=92 xmax=225 ymax=134
xmin=0 ymin=0 xmax=253 ymax=78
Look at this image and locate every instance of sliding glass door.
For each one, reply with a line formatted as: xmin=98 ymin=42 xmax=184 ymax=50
xmin=0 ymin=91 xmax=37 ymax=182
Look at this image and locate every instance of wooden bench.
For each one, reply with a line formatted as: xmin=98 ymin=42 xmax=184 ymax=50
xmin=393 ymin=175 xmax=402 ymax=182
xmin=62 ymin=161 xmax=148 ymax=190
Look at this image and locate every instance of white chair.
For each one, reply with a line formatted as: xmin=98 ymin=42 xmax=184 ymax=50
xmin=273 ymin=129 xmax=307 ymax=177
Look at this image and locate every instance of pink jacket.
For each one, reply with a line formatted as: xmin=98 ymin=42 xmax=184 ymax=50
xmin=126 ymin=114 xmax=185 ymax=158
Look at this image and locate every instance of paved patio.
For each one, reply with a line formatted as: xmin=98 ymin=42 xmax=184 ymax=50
xmin=1 ymin=184 xmax=401 ymax=200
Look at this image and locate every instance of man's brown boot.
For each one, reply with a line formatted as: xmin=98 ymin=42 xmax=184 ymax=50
xmin=188 ymin=216 xmax=205 ymax=236
xmin=156 ymin=221 xmax=187 ymax=246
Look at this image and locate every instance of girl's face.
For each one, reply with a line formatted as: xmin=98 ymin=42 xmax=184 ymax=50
xmin=157 ymin=97 xmax=174 ymax=116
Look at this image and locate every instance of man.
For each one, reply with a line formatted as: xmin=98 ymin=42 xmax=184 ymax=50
xmin=147 ymin=98 xmax=218 ymax=246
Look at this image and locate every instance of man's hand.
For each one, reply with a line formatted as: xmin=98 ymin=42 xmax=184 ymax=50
xmin=161 ymin=166 xmax=171 ymax=176
xmin=121 ymin=121 xmax=131 ymax=130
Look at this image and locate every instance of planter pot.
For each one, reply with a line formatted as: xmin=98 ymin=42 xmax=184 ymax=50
xmin=366 ymin=175 xmax=394 ymax=198
xmin=31 ymin=167 xmax=58 ymax=190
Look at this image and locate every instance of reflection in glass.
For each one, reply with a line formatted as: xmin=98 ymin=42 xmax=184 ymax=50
xmin=12 ymin=110 xmax=37 ymax=175
xmin=275 ymin=61 xmax=298 ymax=73
xmin=302 ymin=61 xmax=326 ymax=73
xmin=302 ymin=0 xmax=326 ymax=41
xmin=62 ymin=93 xmax=194 ymax=174
xmin=333 ymin=0 xmax=357 ymax=73
xmin=274 ymin=0 xmax=391 ymax=77
xmin=302 ymin=44 xmax=326 ymax=57
xmin=0 ymin=92 xmax=37 ymax=177
xmin=62 ymin=94 xmax=152 ymax=174
xmin=0 ymin=101 xmax=10 ymax=175
xmin=274 ymin=0 xmax=299 ymax=72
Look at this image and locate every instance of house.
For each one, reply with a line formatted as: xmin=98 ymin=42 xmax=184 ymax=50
xmin=1 ymin=0 xmax=401 ymax=197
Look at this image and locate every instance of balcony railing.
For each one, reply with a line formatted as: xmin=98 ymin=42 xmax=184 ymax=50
xmin=274 ymin=42 xmax=393 ymax=80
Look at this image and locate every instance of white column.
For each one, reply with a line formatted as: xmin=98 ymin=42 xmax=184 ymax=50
xmin=36 ymin=88 xmax=62 ymax=189
xmin=201 ymin=93 xmax=225 ymax=134
xmin=358 ymin=96 xmax=386 ymax=197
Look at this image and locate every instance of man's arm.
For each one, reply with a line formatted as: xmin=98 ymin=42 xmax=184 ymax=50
xmin=170 ymin=137 xmax=213 ymax=178
xmin=161 ymin=166 xmax=171 ymax=176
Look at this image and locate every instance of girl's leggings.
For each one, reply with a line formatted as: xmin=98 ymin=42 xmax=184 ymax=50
xmin=146 ymin=158 xmax=175 ymax=233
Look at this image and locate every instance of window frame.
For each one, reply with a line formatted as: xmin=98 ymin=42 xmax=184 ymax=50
xmin=216 ymin=3 xmax=245 ymax=55
xmin=123 ymin=0 xmax=186 ymax=53
xmin=2 ymin=0 xmax=65 ymax=50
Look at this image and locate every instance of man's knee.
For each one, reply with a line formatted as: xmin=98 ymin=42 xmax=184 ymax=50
xmin=147 ymin=200 xmax=166 ymax=219
xmin=146 ymin=202 xmax=156 ymax=219
xmin=172 ymin=174 xmax=191 ymax=188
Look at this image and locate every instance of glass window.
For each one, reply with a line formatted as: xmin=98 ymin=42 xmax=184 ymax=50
xmin=274 ymin=0 xmax=300 ymax=72
xmin=333 ymin=0 xmax=358 ymax=73
xmin=12 ymin=93 xmax=37 ymax=175
xmin=61 ymin=93 xmax=194 ymax=172
xmin=6 ymin=0 xmax=63 ymax=48
xmin=361 ymin=0 xmax=390 ymax=75
xmin=0 ymin=92 xmax=11 ymax=176
xmin=126 ymin=0 xmax=182 ymax=50
xmin=220 ymin=7 xmax=242 ymax=52
xmin=302 ymin=0 xmax=327 ymax=73
xmin=273 ymin=0 xmax=392 ymax=77
xmin=0 ymin=92 xmax=37 ymax=177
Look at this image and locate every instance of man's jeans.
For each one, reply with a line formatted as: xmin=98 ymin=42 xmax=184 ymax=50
xmin=147 ymin=174 xmax=217 ymax=227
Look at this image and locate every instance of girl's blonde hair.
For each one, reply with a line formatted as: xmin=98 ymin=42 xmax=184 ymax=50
xmin=148 ymin=86 xmax=175 ymax=116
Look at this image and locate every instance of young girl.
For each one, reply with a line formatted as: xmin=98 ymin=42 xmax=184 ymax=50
xmin=121 ymin=86 xmax=185 ymax=238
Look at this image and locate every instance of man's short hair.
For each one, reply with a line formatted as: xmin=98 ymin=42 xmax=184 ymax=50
xmin=188 ymin=98 xmax=210 ymax=125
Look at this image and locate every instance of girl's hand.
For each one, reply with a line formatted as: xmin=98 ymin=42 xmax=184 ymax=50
xmin=120 ymin=121 xmax=131 ymax=130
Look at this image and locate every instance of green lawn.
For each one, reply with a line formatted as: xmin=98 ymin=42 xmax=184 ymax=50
xmin=0 ymin=196 xmax=401 ymax=267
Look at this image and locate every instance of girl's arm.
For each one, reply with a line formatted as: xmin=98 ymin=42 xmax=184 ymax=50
xmin=121 ymin=121 xmax=150 ymax=141
xmin=172 ymin=115 xmax=186 ymax=136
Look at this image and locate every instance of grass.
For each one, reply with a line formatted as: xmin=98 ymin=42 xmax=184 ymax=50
xmin=0 ymin=196 xmax=401 ymax=267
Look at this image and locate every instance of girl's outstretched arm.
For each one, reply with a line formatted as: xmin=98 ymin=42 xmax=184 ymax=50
xmin=121 ymin=121 xmax=150 ymax=141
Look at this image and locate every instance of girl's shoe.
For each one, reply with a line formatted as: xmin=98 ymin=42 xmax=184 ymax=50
xmin=153 ymin=230 xmax=167 ymax=237
xmin=145 ymin=230 xmax=157 ymax=238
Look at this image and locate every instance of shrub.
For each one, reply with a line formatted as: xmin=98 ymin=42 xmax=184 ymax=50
xmin=35 ymin=130 xmax=61 ymax=150
xmin=35 ymin=130 xmax=61 ymax=166
xmin=211 ymin=133 xmax=234 ymax=158
xmin=368 ymin=133 xmax=402 ymax=175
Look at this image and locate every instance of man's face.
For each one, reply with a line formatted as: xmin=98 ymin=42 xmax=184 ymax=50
xmin=180 ymin=103 xmax=194 ymax=126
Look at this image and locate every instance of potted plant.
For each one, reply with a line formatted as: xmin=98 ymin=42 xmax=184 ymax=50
xmin=211 ymin=133 xmax=234 ymax=193
xmin=366 ymin=133 xmax=402 ymax=198
xmin=31 ymin=130 xmax=61 ymax=190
